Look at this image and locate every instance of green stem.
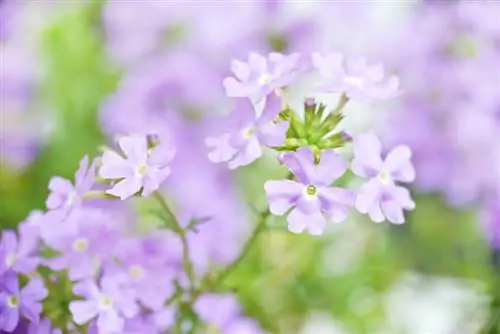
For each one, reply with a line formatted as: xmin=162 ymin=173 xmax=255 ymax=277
xmin=211 ymin=209 xmax=271 ymax=287
xmin=153 ymin=192 xmax=196 ymax=288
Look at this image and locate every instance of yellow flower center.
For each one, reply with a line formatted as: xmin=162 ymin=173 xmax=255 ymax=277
xmin=257 ymin=73 xmax=273 ymax=85
xmin=306 ymin=185 xmax=317 ymax=196
xmin=378 ymin=169 xmax=391 ymax=184
xmin=99 ymin=295 xmax=113 ymax=310
xmin=5 ymin=253 xmax=16 ymax=267
xmin=241 ymin=126 xmax=256 ymax=139
xmin=137 ymin=164 xmax=148 ymax=176
xmin=72 ymin=238 xmax=89 ymax=253
xmin=128 ymin=264 xmax=145 ymax=281
xmin=7 ymin=295 xmax=19 ymax=308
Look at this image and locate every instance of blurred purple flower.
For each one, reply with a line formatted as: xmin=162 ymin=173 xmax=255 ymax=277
xmin=194 ymin=293 xmax=265 ymax=333
xmin=0 ymin=274 xmax=48 ymax=332
xmin=27 ymin=318 xmax=62 ymax=334
xmin=352 ymin=133 xmax=416 ymax=224
xmin=312 ymin=52 xmax=401 ymax=103
xmin=0 ymin=229 xmax=39 ymax=275
xmin=70 ymin=276 xmax=139 ymax=334
xmin=46 ymin=156 xmax=96 ymax=216
xmin=99 ymin=135 xmax=175 ymax=200
xmin=206 ymin=94 xmax=288 ymax=169
xmin=223 ymin=52 xmax=303 ymax=102
xmin=44 ymin=209 xmax=119 ymax=281
xmin=265 ymin=147 xmax=354 ymax=235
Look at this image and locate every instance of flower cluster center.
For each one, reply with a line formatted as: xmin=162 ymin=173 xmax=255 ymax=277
xmin=72 ymin=238 xmax=89 ymax=253
xmin=5 ymin=253 xmax=16 ymax=267
xmin=99 ymin=295 xmax=114 ymax=310
xmin=378 ymin=169 xmax=391 ymax=184
xmin=257 ymin=73 xmax=273 ymax=85
xmin=306 ymin=184 xmax=317 ymax=196
xmin=128 ymin=264 xmax=145 ymax=281
xmin=137 ymin=164 xmax=149 ymax=176
xmin=7 ymin=295 xmax=19 ymax=308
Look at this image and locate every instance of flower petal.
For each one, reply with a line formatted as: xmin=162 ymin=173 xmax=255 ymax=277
xmin=99 ymin=151 xmax=132 ymax=179
xmin=119 ymin=135 xmax=147 ymax=164
xmin=70 ymin=300 xmax=99 ymax=325
xmin=106 ymin=177 xmax=142 ymax=200
xmin=351 ymin=133 xmax=384 ymax=178
xmin=384 ymin=145 xmax=416 ymax=183
xmin=315 ymin=150 xmax=348 ymax=185
xmin=264 ymin=180 xmax=303 ymax=215
xmin=287 ymin=209 xmax=326 ymax=235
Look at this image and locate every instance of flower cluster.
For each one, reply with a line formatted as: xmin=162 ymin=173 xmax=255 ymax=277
xmin=1 ymin=50 xmax=412 ymax=333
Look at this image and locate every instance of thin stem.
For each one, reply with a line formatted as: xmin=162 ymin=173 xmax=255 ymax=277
xmin=153 ymin=192 xmax=196 ymax=288
xmin=212 ymin=209 xmax=271 ymax=287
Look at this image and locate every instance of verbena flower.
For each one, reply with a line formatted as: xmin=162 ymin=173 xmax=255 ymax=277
xmin=206 ymin=94 xmax=288 ymax=169
xmin=194 ymin=293 xmax=265 ymax=334
xmin=70 ymin=276 xmax=139 ymax=334
xmin=223 ymin=52 xmax=303 ymax=102
xmin=0 ymin=274 xmax=48 ymax=332
xmin=99 ymin=134 xmax=175 ymax=200
xmin=265 ymin=147 xmax=355 ymax=235
xmin=352 ymin=133 xmax=416 ymax=224
xmin=312 ymin=52 xmax=401 ymax=103
xmin=44 ymin=208 xmax=119 ymax=281
xmin=27 ymin=318 xmax=62 ymax=334
xmin=0 ymin=229 xmax=39 ymax=275
xmin=45 ymin=156 xmax=96 ymax=216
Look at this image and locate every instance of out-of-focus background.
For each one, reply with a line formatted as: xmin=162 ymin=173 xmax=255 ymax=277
xmin=1 ymin=1 xmax=499 ymax=333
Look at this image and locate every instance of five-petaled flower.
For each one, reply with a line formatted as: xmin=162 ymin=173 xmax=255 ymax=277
xmin=206 ymin=94 xmax=289 ymax=169
xmin=99 ymin=135 xmax=175 ymax=200
xmin=312 ymin=52 xmax=401 ymax=104
xmin=0 ymin=228 xmax=39 ymax=276
xmin=351 ymin=133 xmax=416 ymax=224
xmin=223 ymin=52 xmax=303 ymax=103
xmin=265 ymin=147 xmax=355 ymax=235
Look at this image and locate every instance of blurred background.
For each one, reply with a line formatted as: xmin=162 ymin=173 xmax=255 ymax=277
xmin=1 ymin=0 xmax=499 ymax=333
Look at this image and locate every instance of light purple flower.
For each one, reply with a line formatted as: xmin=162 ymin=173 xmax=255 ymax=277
xmin=312 ymin=52 xmax=401 ymax=103
xmin=194 ymin=293 xmax=264 ymax=333
xmin=223 ymin=52 xmax=303 ymax=102
xmin=265 ymin=147 xmax=355 ymax=235
xmin=27 ymin=318 xmax=62 ymax=334
xmin=69 ymin=276 xmax=139 ymax=334
xmin=206 ymin=94 xmax=288 ymax=169
xmin=352 ymin=133 xmax=416 ymax=224
xmin=0 ymin=229 xmax=39 ymax=275
xmin=0 ymin=274 xmax=48 ymax=332
xmin=106 ymin=237 xmax=176 ymax=310
xmin=99 ymin=135 xmax=175 ymax=200
xmin=46 ymin=156 xmax=96 ymax=215
xmin=44 ymin=209 xmax=119 ymax=281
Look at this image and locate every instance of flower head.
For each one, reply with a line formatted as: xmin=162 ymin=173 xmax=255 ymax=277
xmin=206 ymin=94 xmax=288 ymax=169
xmin=99 ymin=135 xmax=175 ymax=200
xmin=0 ymin=228 xmax=39 ymax=275
xmin=28 ymin=318 xmax=62 ymax=334
xmin=312 ymin=52 xmax=401 ymax=103
xmin=352 ymin=133 xmax=416 ymax=224
xmin=69 ymin=276 xmax=139 ymax=334
xmin=0 ymin=274 xmax=48 ymax=332
xmin=45 ymin=156 xmax=96 ymax=215
xmin=265 ymin=147 xmax=354 ymax=235
xmin=223 ymin=52 xmax=303 ymax=102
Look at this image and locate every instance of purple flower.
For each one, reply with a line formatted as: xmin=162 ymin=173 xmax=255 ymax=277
xmin=352 ymin=133 xmax=416 ymax=224
xmin=194 ymin=293 xmax=265 ymax=333
xmin=99 ymin=135 xmax=175 ymax=200
xmin=69 ymin=276 xmax=139 ymax=334
xmin=223 ymin=52 xmax=303 ymax=102
xmin=206 ymin=94 xmax=288 ymax=169
xmin=312 ymin=52 xmax=401 ymax=103
xmin=0 ymin=274 xmax=48 ymax=332
xmin=106 ymin=237 xmax=176 ymax=310
xmin=264 ymin=147 xmax=355 ymax=235
xmin=28 ymin=318 xmax=62 ymax=334
xmin=0 ymin=229 xmax=39 ymax=275
xmin=46 ymin=156 xmax=96 ymax=215
xmin=44 ymin=209 xmax=119 ymax=281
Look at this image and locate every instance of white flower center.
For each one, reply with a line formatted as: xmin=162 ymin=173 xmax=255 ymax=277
xmin=99 ymin=295 xmax=114 ymax=310
xmin=137 ymin=164 xmax=148 ymax=176
xmin=241 ymin=126 xmax=256 ymax=139
xmin=257 ymin=73 xmax=273 ymax=85
xmin=344 ymin=76 xmax=365 ymax=88
xmin=378 ymin=169 xmax=391 ymax=184
xmin=72 ymin=238 xmax=89 ymax=253
xmin=7 ymin=295 xmax=19 ymax=308
xmin=5 ymin=253 xmax=16 ymax=267
xmin=303 ymin=184 xmax=318 ymax=200
xmin=128 ymin=264 xmax=145 ymax=281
